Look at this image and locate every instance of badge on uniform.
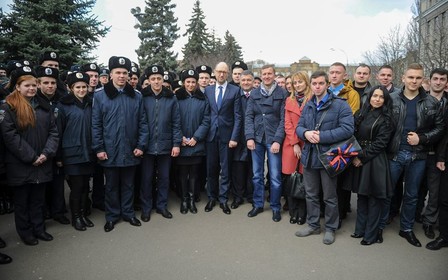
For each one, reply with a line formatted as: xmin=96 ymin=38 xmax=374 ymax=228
xmin=76 ymin=72 xmax=84 ymax=79
xmin=23 ymin=66 xmax=32 ymax=72
xmin=152 ymin=66 xmax=158 ymax=73
xmin=50 ymin=52 xmax=57 ymax=59
xmin=45 ymin=68 xmax=53 ymax=75
xmin=118 ymin=58 xmax=125 ymax=65
xmin=201 ymin=65 xmax=206 ymax=71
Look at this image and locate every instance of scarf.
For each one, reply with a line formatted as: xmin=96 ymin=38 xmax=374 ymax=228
xmin=260 ymin=81 xmax=277 ymax=97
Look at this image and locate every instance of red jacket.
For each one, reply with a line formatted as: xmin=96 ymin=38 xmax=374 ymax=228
xmin=282 ymin=97 xmax=303 ymax=174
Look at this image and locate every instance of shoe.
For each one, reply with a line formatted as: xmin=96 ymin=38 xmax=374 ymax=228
xmin=426 ymin=237 xmax=448 ymax=250
xmin=272 ymin=210 xmax=281 ymax=222
xmin=0 ymin=237 xmax=5 ymax=249
xmin=124 ymin=217 xmax=141 ymax=227
xmin=295 ymin=226 xmax=321 ymax=237
xmin=204 ymin=199 xmax=216 ymax=212
xmin=180 ymin=200 xmax=188 ymax=214
xmin=53 ymin=215 xmax=70 ymax=225
xmin=231 ymin=199 xmax=243 ymax=209
xmin=189 ymin=200 xmax=198 ymax=214
xmin=156 ymin=209 xmax=173 ymax=219
xmin=104 ymin=221 xmax=115 ymax=232
xmin=72 ymin=216 xmax=86 ymax=231
xmin=423 ymin=224 xmax=435 ymax=239
xmin=289 ymin=216 xmax=297 ymax=224
xmin=141 ymin=213 xmax=150 ymax=222
xmin=35 ymin=232 xmax=53 ymax=242
xmin=22 ymin=236 xmax=38 ymax=246
xmin=351 ymin=233 xmax=364 ymax=238
xmin=80 ymin=216 xmax=94 ymax=228
xmin=247 ymin=207 xmax=264 ymax=217
xmin=297 ymin=217 xmax=306 ymax=225
xmin=399 ymin=230 xmax=422 ymax=247
xmin=360 ymin=240 xmax=374 ymax=246
xmin=220 ymin=203 xmax=231 ymax=215
xmin=0 ymin=252 xmax=12 ymax=264
xmin=323 ymin=231 xmax=335 ymax=245
xmin=376 ymin=229 xmax=383 ymax=243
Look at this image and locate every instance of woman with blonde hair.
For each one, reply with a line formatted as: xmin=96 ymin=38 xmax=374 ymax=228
xmin=0 ymin=67 xmax=58 ymax=245
xmin=282 ymin=71 xmax=312 ymax=224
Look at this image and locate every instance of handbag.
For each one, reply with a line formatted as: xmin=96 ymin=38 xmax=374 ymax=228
xmin=285 ymin=163 xmax=306 ymax=199
xmin=313 ymin=109 xmax=360 ymax=177
xmin=317 ymin=135 xmax=361 ymax=177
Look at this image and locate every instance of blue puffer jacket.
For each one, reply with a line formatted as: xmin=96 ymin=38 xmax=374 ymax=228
xmin=176 ymin=87 xmax=210 ymax=157
xmin=141 ymin=86 xmax=182 ymax=155
xmin=297 ymin=92 xmax=354 ymax=169
xmin=56 ymin=94 xmax=94 ymax=165
xmin=245 ymin=85 xmax=287 ymax=145
xmin=92 ymin=81 xmax=149 ymax=167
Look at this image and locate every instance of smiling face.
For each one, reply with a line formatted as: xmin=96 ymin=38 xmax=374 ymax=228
xmin=402 ymin=69 xmax=424 ymax=93
xmin=184 ymin=77 xmax=197 ymax=93
xmin=110 ymin=68 xmax=129 ymax=88
xmin=261 ymin=67 xmax=275 ymax=87
xmin=376 ymin=68 xmax=393 ymax=87
xmin=16 ymin=77 xmax=38 ymax=99
xmin=149 ymin=74 xmax=163 ymax=93
xmin=71 ymin=81 xmax=88 ymax=101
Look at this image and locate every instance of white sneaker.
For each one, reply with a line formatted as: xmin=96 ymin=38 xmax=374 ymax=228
xmin=295 ymin=226 xmax=321 ymax=237
xmin=323 ymin=231 xmax=335 ymax=245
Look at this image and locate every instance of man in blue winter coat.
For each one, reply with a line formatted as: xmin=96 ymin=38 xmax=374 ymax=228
xmin=295 ymin=70 xmax=354 ymax=245
xmin=92 ymin=56 xmax=149 ymax=232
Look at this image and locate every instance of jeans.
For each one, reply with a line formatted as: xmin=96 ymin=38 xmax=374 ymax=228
xmin=380 ymin=150 xmax=426 ymax=231
xmin=251 ymin=142 xmax=282 ymax=211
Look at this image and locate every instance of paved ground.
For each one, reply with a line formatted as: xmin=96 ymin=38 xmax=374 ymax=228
xmin=0 ymin=193 xmax=447 ymax=280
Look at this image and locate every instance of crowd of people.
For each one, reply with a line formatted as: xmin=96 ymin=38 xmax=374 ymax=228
xmin=0 ymin=51 xmax=448 ymax=266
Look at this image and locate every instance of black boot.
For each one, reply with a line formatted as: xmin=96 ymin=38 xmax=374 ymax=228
xmin=70 ymin=199 xmax=86 ymax=231
xmin=188 ymin=193 xmax=197 ymax=214
xmin=80 ymin=195 xmax=94 ymax=227
xmin=180 ymin=197 xmax=188 ymax=214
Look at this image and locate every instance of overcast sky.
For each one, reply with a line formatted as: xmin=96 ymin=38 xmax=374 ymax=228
xmin=2 ymin=0 xmax=415 ymax=67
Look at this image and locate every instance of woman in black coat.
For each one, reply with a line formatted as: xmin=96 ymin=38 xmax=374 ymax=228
xmin=347 ymin=85 xmax=394 ymax=245
xmin=175 ymin=69 xmax=210 ymax=214
xmin=56 ymin=72 xmax=94 ymax=231
xmin=0 ymin=66 xmax=58 ymax=246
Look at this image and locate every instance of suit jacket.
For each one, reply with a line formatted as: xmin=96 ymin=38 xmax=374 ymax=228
xmin=205 ymin=82 xmax=242 ymax=143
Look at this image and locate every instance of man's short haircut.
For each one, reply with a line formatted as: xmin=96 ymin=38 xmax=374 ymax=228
xmin=356 ymin=63 xmax=371 ymax=74
xmin=276 ymin=74 xmax=284 ymax=78
xmin=330 ymin=62 xmax=346 ymax=71
xmin=241 ymin=70 xmax=254 ymax=78
xmin=378 ymin=64 xmax=393 ymax=72
xmin=406 ymin=63 xmax=424 ymax=72
xmin=261 ymin=64 xmax=275 ymax=73
xmin=429 ymin=68 xmax=448 ymax=79
xmin=310 ymin=70 xmax=329 ymax=84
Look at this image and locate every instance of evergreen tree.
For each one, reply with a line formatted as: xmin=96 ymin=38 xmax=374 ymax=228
xmin=131 ymin=0 xmax=179 ymax=71
xmin=181 ymin=0 xmax=212 ymax=67
xmin=222 ymin=30 xmax=243 ymax=65
xmin=0 ymin=0 xmax=109 ymax=68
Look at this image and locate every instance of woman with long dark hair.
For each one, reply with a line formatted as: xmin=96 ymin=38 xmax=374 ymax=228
xmin=0 ymin=67 xmax=58 ymax=245
xmin=346 ymin=85 xmax=394 ymax=245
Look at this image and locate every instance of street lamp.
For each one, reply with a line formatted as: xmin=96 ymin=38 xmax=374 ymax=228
xmin=329 ymin=48 xmax=349 ymax=67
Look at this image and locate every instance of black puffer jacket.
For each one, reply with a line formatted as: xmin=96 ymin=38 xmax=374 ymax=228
xmin=0 ymin=97 xmax=59 ymax=186
xmin=388 ymin=88 xmax=444 ymax=160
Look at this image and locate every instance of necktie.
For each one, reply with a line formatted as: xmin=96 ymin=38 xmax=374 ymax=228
xmin=245 ymin=91 xmax=250 ymax=98
xmin=217 ymin=86 xmax=223 ymax=109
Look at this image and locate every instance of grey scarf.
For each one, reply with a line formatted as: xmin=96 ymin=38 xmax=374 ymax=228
xmin=260 ymin=81 xmax=277 ymax=97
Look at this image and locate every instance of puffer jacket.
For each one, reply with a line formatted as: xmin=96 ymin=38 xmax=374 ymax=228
xmin=336 ymin=80 xmax=360 ymax=114
xmin=176 ymin=87 xmax=210 ymax=157
xmin=141 ymin=86 xmax=182 ymax=155
xmin=297 ymin=91 xmax=354 ymax=169
xmin=92 ymin=81 xmax=148 ymax=167
xmin=387 ymin=87 xmax=444 ymax=160
xmin=0 ymin=97 xmax=59 ymax=186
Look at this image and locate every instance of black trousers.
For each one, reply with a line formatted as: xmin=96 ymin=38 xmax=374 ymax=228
xmin=439 ymin=166 xmax=448 ymax=240
xmin=14 ymin=183 xmax=46 ymax=239
xmin=231 ymin=160 xmax=253 ymax=202
xmin=45 ymin=165 xmax=66 ymax=218
xmin=92 ymin=162 xmax=105 ymax=208
xmin=177 ymin=164 xmax=200 ymax=199
xmin=69 ymin=175 xmax=90 ymax=201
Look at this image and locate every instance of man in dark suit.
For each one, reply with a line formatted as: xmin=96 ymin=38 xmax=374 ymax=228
xmin=204 ymin=62 xmax=242 ymax=215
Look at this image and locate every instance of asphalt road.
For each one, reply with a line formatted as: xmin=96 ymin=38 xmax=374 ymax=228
xmin=1 ymin=192 xmax=447 ymax=280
